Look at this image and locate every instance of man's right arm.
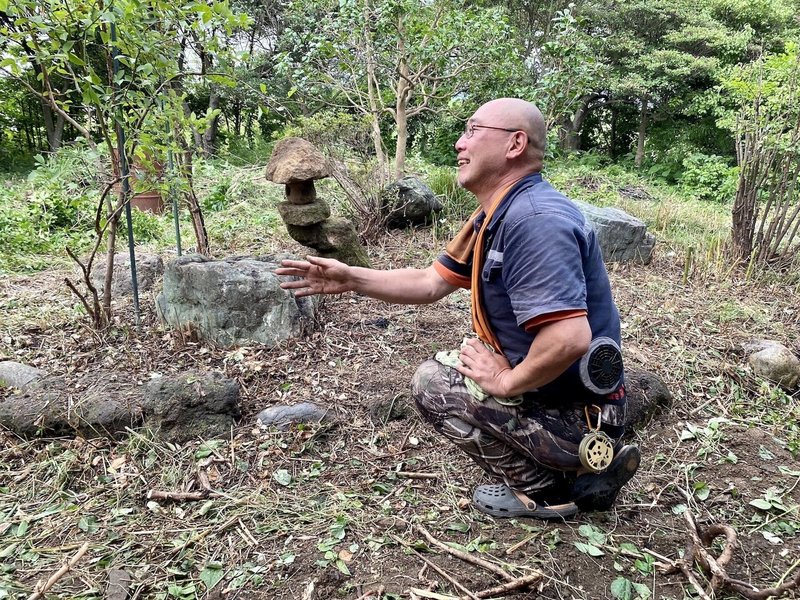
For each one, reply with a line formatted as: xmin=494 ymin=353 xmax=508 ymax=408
xmin=276 ymin=256 xmax=458 ymax=304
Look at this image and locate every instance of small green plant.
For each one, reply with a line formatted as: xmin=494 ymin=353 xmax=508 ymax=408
xmin=121 ymin=208 xmax=165 ymax=243
xmin=574 ymin=523 xmax=607 ymax=556
xmin=634 ymin=552 xmax=655 ymax=575
xmin=199 ymin=562 xmax=225 ymax=592
xmin=749 ymin=488 xmax=792 ymax=513
xmin=202 ymin=178 xmax=232 ymax=212
xmin=610 ymin=576 xmax=651 ymax=600
xmin=316 ymin=516 xmax=354 ymax=575
xmin=679 ymin=418 xmax=730 ymax=460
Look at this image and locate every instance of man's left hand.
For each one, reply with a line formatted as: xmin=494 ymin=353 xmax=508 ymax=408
xmin=456 ymin=338 xmax=513 ymax=397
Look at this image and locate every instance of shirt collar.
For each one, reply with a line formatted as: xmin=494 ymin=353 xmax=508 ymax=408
xmin=475 ymin=173 xmax=542 ymax=234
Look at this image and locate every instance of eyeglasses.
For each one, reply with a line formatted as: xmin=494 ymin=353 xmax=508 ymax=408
xmin=464 ymin=123 xmax=520 ymax=138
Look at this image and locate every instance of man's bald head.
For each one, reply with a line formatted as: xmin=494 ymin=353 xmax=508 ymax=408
xmin=472 ymin=98 xmax=546 ymax=168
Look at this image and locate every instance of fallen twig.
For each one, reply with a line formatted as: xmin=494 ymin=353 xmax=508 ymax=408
xmin=353 ymin=584 xmax=385 ymax=600
xmin=27 ymin=541 xmax=90 ymax=600
xmin=396 ymin=471 xmax=438 ymax=480
xmin=147 ymin=461 xmax=216 ymax=502
xmin=409 ymin=588 xmax=458 ymax=600
xmin=415 ymin=524 xmax=514 ymax=582
xmin=393 ymin=535 xmax=480 ymax=600
xmin=505 ymin=534 xmax=537 ymax=555
xmin=146 ymin=489 xmax=210 ymax=502
xmin=468 ymin=573 xmax=543 ymax=599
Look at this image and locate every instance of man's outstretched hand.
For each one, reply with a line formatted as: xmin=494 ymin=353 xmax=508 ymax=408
xmin=275 ymin=256 xmax=354 ymax=297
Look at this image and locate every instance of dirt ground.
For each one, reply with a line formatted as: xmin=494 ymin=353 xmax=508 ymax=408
xmin=1 ymin=227 xmax=799 ymax=600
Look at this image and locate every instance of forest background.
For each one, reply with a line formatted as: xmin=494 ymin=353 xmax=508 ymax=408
xmin=1 ymin=0 xmax=800 ymax=278
xmin=2 ymin=1 xmax=800 ymax=599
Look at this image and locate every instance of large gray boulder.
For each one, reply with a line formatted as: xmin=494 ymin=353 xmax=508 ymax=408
xmin=0 ymin=361 xmax=46 ymax=389
xmin=91 ymin=252 xmax=164 ymax=295
xmin=745 ymin=340 xmax=800 ymax=389
xmin=574 ymin=199 xmax=655 ymax=264
xmin=0 ymin=374 xmax=147 ymax=437
xmin=0 ymin=371 xmax=241 ymax=441
xmin=382 ymin=177 xmax=443 ymax=227
xmin=156 ymin=254 xmax=318 ymax=348
xmin=145 ymin=373 xmax=241 ymax=442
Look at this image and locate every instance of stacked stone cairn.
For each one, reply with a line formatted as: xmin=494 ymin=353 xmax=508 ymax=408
xmin=266 ymin=137 xmax=370 ymax=268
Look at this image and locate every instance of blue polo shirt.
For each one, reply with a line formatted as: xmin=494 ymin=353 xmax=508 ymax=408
xmin=436 ymin=173 xmax=623 ymax=402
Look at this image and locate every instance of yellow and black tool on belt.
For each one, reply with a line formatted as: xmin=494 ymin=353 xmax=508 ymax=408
xmin=579 ymin=405 xmax=615 ymax=473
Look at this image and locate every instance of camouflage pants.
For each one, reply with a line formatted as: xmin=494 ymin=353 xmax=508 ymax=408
xmin=412 ymin=358 xmax=626 ymax=496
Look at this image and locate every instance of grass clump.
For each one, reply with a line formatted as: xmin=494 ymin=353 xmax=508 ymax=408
xmin=0 ymin=148 xmax=101 ymax=273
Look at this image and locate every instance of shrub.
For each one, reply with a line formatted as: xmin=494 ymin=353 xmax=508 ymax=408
xmin=27 ymin=147 xmax=99 ymax=232
xmin=203 ymin=178 xmax=232 ymax=212
xmin=679 ymin=153 xmax=738 ymax=203
xmin=413 ymin=113 xmax=464 ymax=167
xmin=120 ymin=208 xmax=165 ymax=244
xmin=0 ymin=146 xmax=103 ymax=272
xmin=222 ymin=136 xmax=275 ymax=165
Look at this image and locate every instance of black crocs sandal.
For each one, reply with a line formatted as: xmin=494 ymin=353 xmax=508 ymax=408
xmin=572 ymin=445 xmax=641 ymax=512
xmin=472 ymin=484 xmax=579 ymax=520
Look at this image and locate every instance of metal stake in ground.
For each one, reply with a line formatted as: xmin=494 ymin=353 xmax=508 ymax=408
xmin=111 ymin=22 xmax=141 ymax=329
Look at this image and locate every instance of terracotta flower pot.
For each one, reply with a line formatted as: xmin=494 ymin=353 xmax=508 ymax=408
xmin=130 ymin=190 xmax=165 ymax=215
xmin=111 ymin=149 xmax=165 ymax=215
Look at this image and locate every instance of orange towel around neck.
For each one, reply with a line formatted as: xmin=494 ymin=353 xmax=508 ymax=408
xmin=444 ymin=181 xmax=519 ymax=352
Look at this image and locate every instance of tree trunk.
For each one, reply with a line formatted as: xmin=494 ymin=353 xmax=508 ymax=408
xmin=245 ymin=112 xmax=254 ymax=140
xmin=201 ymin=93 xmax=220 ymax=156
xmin=558 ymin=94 xmax=595 ymax=153
xmin=635 ymin=96 xmax=648 ymax=168
xmin=40 ymin=98 xmax=65 ymax=152
xmin=21 ymin=99 xmax=35 ymax=150
xmin=394 ymin=57 xmax=410 ymax=180
xmin=609 ymin=105 xmax=617 ymax=159
xmin=182 ymin=100 xmax=204 ymax=153
xmin=363 ymin=2 xmax=386 ymax=167
xmin=731 ymin=124 xmax=764 ymax=262
xmin=102 ymin=194 xmax=120 ymax=324
xmin=174 ymin=131 xmax=210 ymax=256
xmin=233 ymin=99 xmax=241 ymax=137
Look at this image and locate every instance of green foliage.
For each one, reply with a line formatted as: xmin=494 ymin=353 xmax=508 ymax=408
xmin=221 ymin=136 xmax=275 ymax=166
xmin=722 ymin=42 xmax=800 ymax=262
xmin=610 ymin=576 xmax=651 ymax=600
xmin=532 ymin=5 xmax=602 ymax=130
xmin=26 ymin=147 xmax=99 ymax=231
xmin=0 ymin=147 xmax=99 ymax=272
xmin=679 ymin=153 xmax=738 ymax=203
xmin=122 ymin=209 xmax=165 ymax=244
xmin=0 ymin=187 xmax=49 ymax=261
xmin=278 ymin=0 xmax=521 ymax=175
xmin=279 ymin=111 xmax=375 ymax=159
xmin=203 ymin=179 xmax=232 ymax=213
xmin=413 ymin=112 xmax=466 ymax=167
xmin=423 ymin=165 xmax=476 ymax=224
xmin=723 ymin=42 xmax=800 ymax=139
xmin=707 ymin=0 xmax=795 ymax=43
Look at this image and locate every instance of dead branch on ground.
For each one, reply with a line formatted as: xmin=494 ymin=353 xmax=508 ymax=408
xmin=660 ymin=509 xmax=800 ymax=600
xmin=27 ymin=541 xmax=90 ymax=600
